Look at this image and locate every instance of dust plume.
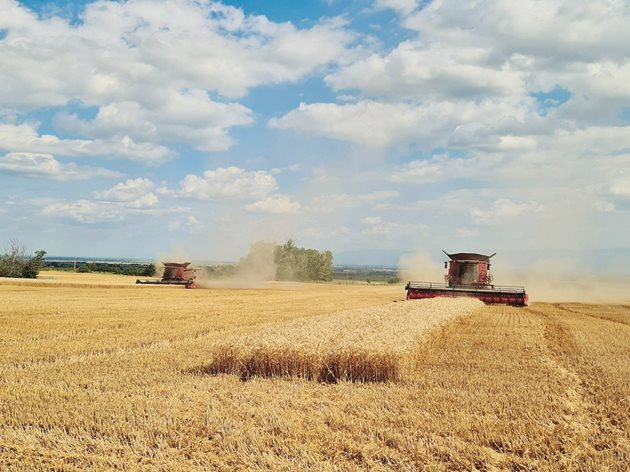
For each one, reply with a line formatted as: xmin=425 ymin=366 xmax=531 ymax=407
xmin=399 ymin=252 xmax=445 ymax=283
xmin=494 ymin=261 xmax=630 ymax=304
xmin=195 ymin=242 xmax=276 ymax=289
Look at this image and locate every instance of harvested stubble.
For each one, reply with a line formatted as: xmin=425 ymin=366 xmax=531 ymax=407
xmin=202 ymin=297 xmax=482 ymax=383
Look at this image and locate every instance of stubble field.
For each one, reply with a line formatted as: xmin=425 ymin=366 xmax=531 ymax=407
xmin=1 ymin=272 xmax=629 ymax=471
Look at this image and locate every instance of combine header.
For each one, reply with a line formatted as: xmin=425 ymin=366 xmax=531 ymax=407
xmin=136 ymin=262 xmax=197 ymax=289
xmin=405 ymin=251 xmax=528 ymax=306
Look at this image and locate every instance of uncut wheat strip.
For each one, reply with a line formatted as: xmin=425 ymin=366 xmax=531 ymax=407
xmin=205 ymin=298 xmax=482 ymax=382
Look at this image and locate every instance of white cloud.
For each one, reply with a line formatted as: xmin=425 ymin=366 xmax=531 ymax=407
xmin=0 ymin=151 xmax=122 ymax=180
xmin=54 ymin=91 xmax=254 ymax=153
xmin=362 ymin=216 xmax=382 ymax=224
xmin=457 ymin=228 xmax=479 ymax=238
xmin=361 ymin=220 xmax=428 ymax=238
xmin=93 ymin=178 xmax=154 ymax=202
xmin=403 ymin=1 xmax=630 ymax=63
xmin=40 ymin=176 xmax=166 ymax=222
xmin=360 ymin=191 xmax=400 ymax=201
xmin=246 ymin=195 xmax=301 ymax=214
xmin=373 ymin=0 xmax=421 ymax=16
xmin=0 ymin=1 xmax=356 ymax=107
xmin=471 ymin=199 xmax=544 ymax=226
xmin=399 ymin=1 xmax=630 ymax=120
xmin=611 ymin=176 xmax=630 ymax=198
xmin=126 ymin=192 xmax=159 ymax=208
xmin=0 ymin=122 xmax=173 ymax=164
xmin=310 ymin=191 xmax=399 ymax=212
xmin=0 ymin=0 xmax=358 ymax=160
xmin=168 ymin=215 xmax=202 ymax=232
xmin=91 ymin=178 xmax=159 ymax=208
xmin=391 ymin=153 xmax=504 ymax=184
xmin=326 ymin=42 xmax=525 ymax=100
xmin=41 ymin=197 xmax=182 ymax=223
xmin=161 ymin=167 xmax=277 ymax=201
xmin=270 ymin=98 xmax=536 ymax=148
xmin=42 ymin=200 xmax=127 ymax=223
xmin=593 ymin=200 xmax=615 ymax=213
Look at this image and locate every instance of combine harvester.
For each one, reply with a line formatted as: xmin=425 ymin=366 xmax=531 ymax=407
xmin=405 ymin=251 xmax=528 ymax=306
xmin=136 ymin=262 xmax=197 ymax=289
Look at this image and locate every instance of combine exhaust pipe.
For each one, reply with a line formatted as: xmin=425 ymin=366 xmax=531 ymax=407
xmin=405 ymin=251 xmax=528 ymax=306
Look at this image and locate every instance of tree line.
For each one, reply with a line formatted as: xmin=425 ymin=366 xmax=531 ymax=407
xmin=206 ymin=239 xmax=333 ymax=282
xmin=0 ymin=242 xmax=47 ymax=279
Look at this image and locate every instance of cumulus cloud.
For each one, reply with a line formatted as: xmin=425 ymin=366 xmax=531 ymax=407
xmin=362 ymin=216 xmax=382 ymax=224
xmin=471 ymin=199 xmax=544 ymax=226
xmin=270 ymin=98 xmax=537 ymax=148
xmin=0 ymin=1 xmax=356 ymax=106
xmin=0 ymin=122 xmax=173 ymax=164
xmin=326 ymin=42 xmax=525 ymax=100
xmin=0 ymin=152 xmax=122 ymax=180
xmin=402 ymin=0 xmax=630 ymax=63
xmin=246 ymin=195 xmax=301 ymax=214
xmin=54 ymin=91 xmax=254 ymax=153
xmin=390 ymin=153 xmax=503 ymax=184
xmin=168 ymin=215 xmax=202 ymax=232
xmin=611 ymin=176 xmax=630 ymax=198
xmin=373 ymin=0 xmax=422 ymax=16
xmin=310 ymin=191 xmax=399 ymax=212
xmin=92 ymin=177 xmax=155 ymax=202
xmin=360 ymin=219 xmax=428 ymax=238
xmin=40 ymin=176 xmax=169 ymax=222
xmin=0 ymin=0 xmax=357 ymax=160
xmin=40 ymin=198 xmax=181 ymax=223
xmin=42 ymin=200 xmax=128 ymax=223
xmin=161 ymin=166 xmax=278 ymax=201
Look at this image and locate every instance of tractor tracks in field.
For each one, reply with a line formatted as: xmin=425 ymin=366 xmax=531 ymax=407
xmin=3 ymin=302 xmax=411 ymax=373
xmin=1 ymin=325 xmax=256 ymax=373
xmin=529 ymin=305 xmax=630 ymax=467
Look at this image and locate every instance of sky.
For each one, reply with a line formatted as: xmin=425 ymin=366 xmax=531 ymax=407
xmin=1 ymin=0 xmax=629 ymax=270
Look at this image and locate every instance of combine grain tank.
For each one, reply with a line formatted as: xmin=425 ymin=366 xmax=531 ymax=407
xmin=136 ymin=262 xmax=197 ymax=289
xmin=405 ymin=251 xmax=528 ymax=306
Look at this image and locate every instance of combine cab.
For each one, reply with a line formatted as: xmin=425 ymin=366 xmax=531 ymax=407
xmin=405 ymin=251 xmax=528 ymax=306
xmin=136 ymin=262 xmax=197 ymax=289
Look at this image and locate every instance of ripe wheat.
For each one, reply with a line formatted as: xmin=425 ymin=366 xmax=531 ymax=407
xmin=202 ymin=298 xmax=482 ymax=382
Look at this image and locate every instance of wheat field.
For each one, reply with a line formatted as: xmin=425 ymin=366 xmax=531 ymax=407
xmin=202 ymin=298 xmax=481 ymax=382
xmin=1 ymin=272 xmax=629 ymax=470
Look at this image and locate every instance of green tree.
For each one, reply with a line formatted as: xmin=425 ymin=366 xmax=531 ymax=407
xmin=273 ymin=239 xmax=333 ymax=282
xmin=0 ymin=243 xmax=46 ymax=279
xmin=143 ymin=263 xmax=156 ymax=277
xmin=21 ymin=250 xmax=47 ymax=278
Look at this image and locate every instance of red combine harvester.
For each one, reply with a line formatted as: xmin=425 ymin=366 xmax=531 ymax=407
xmin=405 ymin=251 xmax=528 ymax=306
xmin=136 ymin=262 xmax=197 ymax=289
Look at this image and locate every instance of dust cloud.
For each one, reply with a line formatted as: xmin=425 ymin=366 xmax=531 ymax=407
xmin=495 ymin=267 xmax=630 ymax=303
xmin=195 ymin=242 xmax=276 ymax=289
xmin=399 ymin=252 xmax=445 ymax=283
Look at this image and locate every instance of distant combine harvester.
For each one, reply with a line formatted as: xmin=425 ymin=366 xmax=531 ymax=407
xmin=136 ymin=262 xmax=197 ymax=289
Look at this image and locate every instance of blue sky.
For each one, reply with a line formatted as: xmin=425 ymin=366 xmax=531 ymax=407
xmin=1 ymin=0 xmax=630 ymax=271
